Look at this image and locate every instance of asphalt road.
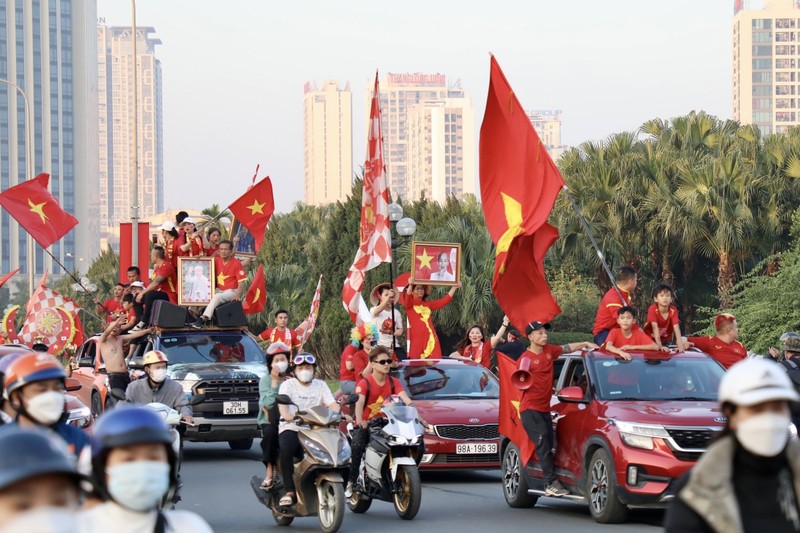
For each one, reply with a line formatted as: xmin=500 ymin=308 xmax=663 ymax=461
xmin=179 ymin=441 xmax=664 ymax=532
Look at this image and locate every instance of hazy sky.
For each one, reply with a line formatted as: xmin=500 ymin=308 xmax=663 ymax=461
xmin=97 ymin=0 xmax=732 ymax=214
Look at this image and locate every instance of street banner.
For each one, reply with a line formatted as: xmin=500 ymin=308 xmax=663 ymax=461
xmin=119 ymin=222 xmax=152 ymax=283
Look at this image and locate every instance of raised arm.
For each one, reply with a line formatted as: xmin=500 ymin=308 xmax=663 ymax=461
xmin=490 ymin=315 xmax=510 ymax=348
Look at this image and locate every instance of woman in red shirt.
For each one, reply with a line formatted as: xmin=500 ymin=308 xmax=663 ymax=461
xmin=449 ymin=325 xmax=501 ymax=369
xmin=203 ymin=226 xmax=222 ymax=257
xmin=399 ymin=282 xmax=458 ymax=359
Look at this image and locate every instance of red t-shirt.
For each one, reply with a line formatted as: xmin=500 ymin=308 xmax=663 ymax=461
xmin=519 ymin=345 xmax=564 ymax=413
xmin=687 ymin=336 xmax=747 ymax=369
xmin=593 ymin=287 xmax=631 ymax=335
xmin=339 ymin=345 xmax=358 ymax=381
xmin=179 ymin=235 xmax=204 ymax=257
xmin=102 ymin=298 xmax=123 ymax=323
xmin=166 ymin=239 xmax=181 ymax=268
xmin=205 ymin=243 xmax=220 ymax=257
xmin=356 ymin=375 xmax=403 ymax=421
xmin=214 ymin=256 xmax=247 ymax=292
xmin=154 ymin=261 xmax=177 ymax=301
xmin=259 ymin=327 xmax=301 ymax=350
xmin=605 ymin=327 xmax=655 ymax=349
xmin=644 ymin=304 xmax=679 ymax=344
xmin=460 ymin=342 xmax=492 ymax=369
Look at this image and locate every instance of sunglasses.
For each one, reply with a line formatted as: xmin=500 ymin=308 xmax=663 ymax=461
xmin=373 ymin=359 xmax=392 ymax=365
xmin=293 ymin=354 xmax=317 ymax=365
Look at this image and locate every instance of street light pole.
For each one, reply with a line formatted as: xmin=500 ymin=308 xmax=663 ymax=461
xmin=130 ymin=0 xmax=139 ymax=269
xmin=0 ymin=78 xmax=35 ymax=296
xmin=387 ymin=202 xmax=416 ymax=358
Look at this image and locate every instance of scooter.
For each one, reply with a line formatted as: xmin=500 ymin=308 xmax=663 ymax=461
xmin=347 ymin=400 xmax=425 ymax=520
xmin=250 ymin=394 xmax=350 ymax=533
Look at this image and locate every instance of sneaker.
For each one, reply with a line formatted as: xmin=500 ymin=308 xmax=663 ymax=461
xmin=344 ymin=482 xmax=354 ymax=498
xmin=545 ymin=480 xmax=569 ymax=497
xmin=191 ymin=316 xmax=207 ymax=329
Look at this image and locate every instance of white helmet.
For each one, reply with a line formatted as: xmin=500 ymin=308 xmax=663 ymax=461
xmin=719 ymin=358 xmax=799 ymax=406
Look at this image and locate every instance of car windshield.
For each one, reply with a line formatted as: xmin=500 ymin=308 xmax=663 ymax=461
xmin=397 ymin=363 xmax=499 ymax=400
xmin=590 ymin=356 xmax=725 ymax=401
xmin=156 ymin=333 xmax=265 ymax=365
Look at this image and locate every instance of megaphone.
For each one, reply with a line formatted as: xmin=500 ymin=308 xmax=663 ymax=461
xmin=511 ymin=356 xmax=534 ymax=390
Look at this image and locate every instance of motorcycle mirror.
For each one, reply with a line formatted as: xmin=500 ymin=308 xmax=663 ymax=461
xmin=109 ymin=388 xmax=126 ymax=402
xmin=190 ymin=393 xmax=206 ymax=406
xmin=275 ymin=394 xmax=294 ymax=405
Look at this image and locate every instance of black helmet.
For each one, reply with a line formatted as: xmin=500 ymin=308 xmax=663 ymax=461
xmin=0 ymin=426 xmax=83 ymax=491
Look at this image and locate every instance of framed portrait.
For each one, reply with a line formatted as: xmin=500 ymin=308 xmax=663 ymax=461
xmin=229 ymin=217 xmax=257 ymax=258
xmin=178 ymin=257 xmax=215 ymax=306
xmin=409 ymin=242 xmax=461 ymax=286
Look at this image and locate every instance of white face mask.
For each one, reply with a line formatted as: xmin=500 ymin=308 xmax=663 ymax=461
xmin=0 ymin=507 xmax=78 ymax=533
xmin=296 ymin=369 xmax=314 ymax=383
xmin=106 ymin=461 xmax=170 ymax=512
xmin=736 ymin=412 xmax=790 ymax=457
xmin=275 ymin=361 xmax=289 ymax=374
xmin=149 ymin=368 xmax=168 ymax=383
xmin=25 ymin=391 xmax=65 ymax=425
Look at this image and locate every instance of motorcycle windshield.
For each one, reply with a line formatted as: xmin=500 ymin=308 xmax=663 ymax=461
xmin=384 ymin=404 xmax=416 ymax=423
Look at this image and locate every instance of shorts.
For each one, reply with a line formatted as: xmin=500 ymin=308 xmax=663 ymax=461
xmin=108 ymin=372 xmax=131 ymax=393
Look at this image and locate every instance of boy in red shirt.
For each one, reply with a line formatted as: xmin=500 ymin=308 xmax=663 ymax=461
xmin=686 ymin=313 xmax=747 ymax=369
xmin=592 ymin=266 xmax=637 ymax=345
xmin=518 ymin=321 xmax=598 ymax=497
xmin=644 ymin=284 xmax=687 ymax=351
xmin=605 ymin=306 xmax=664 ymax=360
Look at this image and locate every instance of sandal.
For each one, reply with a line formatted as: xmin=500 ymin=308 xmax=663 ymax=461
xmin=279 ymin=493 xmax=296 ymax=506
xmin=260 ymin=476 xmax=274 ymax=489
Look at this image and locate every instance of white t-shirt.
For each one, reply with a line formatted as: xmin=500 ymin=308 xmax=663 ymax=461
xmin=79 ymin=501 xmax=213 ymax=532
xmin=278 ymin=378 xmax=335 ymax=433
xmin=370 ymin=305 xmax=403 ymax=348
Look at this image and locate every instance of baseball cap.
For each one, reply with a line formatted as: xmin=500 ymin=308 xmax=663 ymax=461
xmin=719 ymin=358 xmax=799 ymax=406
xmin=159 ymin=221 xmax=175 ymax=231
xmin=714 ymin=313 xmax=736 ymax=331
xmin=130 ymin=281 xmax=145 ymax=289
xmin=525 ymin=321 xmax=552 ymax=336
xmin=181 ymin=217 xmax=196 ymax=225
xmin=507 ymin=329 xmax=521 ymax=340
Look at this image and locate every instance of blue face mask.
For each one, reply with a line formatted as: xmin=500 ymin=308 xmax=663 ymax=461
xmin=106 ymin=461 xmax=170 ymax=512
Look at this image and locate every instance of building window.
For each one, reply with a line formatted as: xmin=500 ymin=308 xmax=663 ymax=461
xmin=776 ymin=111 xmax=795 ymax=121
xmin=777 ymin=18 xmax=796 ymax=29
xmin=753 ymin=59 xmax=773 ymax=69
xmin=753 ymin=19 xmax=773 ymax=29
xmin=776 ymin=31 xmax=795 ymax=42
xmin=776 ymin=58 xmax=795 ymax=68
xmin=776 ymin=45 xmax=794 ymax=55
xmin=755 ymin=45 xmax=774 ymax=55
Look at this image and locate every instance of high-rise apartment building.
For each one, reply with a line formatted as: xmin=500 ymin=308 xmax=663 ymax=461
xmin=0 ymin=0 xmax=98 ymax=277
xmin=303 ymin=80 xmax=352 ymax=206
xmin=527 ymin=109 xmax=567 ymax=160
xmin=733 ymin=0 xmax=800 ymax=135
xmin=97 ymin=24 xmax=163 ymax=248
xmin=371 ymin=73 xmax=475 ymax=201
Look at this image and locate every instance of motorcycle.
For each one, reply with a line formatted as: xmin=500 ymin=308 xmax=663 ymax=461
xmin=250 ymin=394 xmax=350 ymax=533
xmin=347 ymin=400 xmax=424 ymax=520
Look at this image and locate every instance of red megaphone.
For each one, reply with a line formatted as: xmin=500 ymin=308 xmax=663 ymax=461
xmin=511 ymin=356 xmax=534 ymax=390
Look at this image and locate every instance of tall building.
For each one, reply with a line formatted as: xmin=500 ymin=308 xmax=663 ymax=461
xmin=0 ymin=0 xmax=98 ymax=277
xmin=527 ymin=109 xmax=568 ymax=160
xmin=371 ymin=73 xmax=475 ymax=201
xmin=97 ymin=24 xmax=163 ymax=248
xmin=303 ymin=80 xmax=352 ymax=206
xmin=733 ymin=0 xmax=800 ymax=135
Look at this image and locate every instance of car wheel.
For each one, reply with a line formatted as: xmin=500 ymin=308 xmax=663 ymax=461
xmin=587 ymin=448 xmax=628 ymax=523
xmin=228 ymin=438 xmax=254 ymax=451
xmin=502 ymin=442 xmax=538 ymax=508
xmin=90 ymin=393 xmax=103 ymax=420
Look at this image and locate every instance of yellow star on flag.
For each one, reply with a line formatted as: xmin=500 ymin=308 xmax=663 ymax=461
xmin=217 ymin=272 xmax=229 ymax=287
xmin=496 ymin=193 xmax=524 ymax=255
xmin=246 ymin=198 xmax=265 ymax=215
xmin=28 ymin=198 xmax=48 ymax=223
xmin=511 ymin=400 xmax=521 ymax=419
xmin=367 ymin=396 xmax=385 ymax=418
xmin=416 ymin=249 xmax=433 ymax=271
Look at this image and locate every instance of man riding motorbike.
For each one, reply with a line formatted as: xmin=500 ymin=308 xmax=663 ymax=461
xmin=125 ymin=350 xmax=193 ymax=427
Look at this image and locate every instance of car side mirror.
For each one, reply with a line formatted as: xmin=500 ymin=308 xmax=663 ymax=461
xmin=64 ymin=377 xmax=82 ymax=392
xmin=276 ymin=394 xmax=294 ymax=406
xmin=557 ymin=386 xmax=588 ymax=403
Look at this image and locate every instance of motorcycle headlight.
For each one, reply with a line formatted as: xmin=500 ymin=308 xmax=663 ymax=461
xmin=389 ymin=435 xmax=409 ymax=445
xmin=337 ymin=442 xmax=351 ymax=464
xmin=300 ymin=436 xmax=334 ymax=464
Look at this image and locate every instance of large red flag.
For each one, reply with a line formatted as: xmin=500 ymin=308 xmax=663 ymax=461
xmin=479 ymin=56 xmax=563 ymax=331
xmin=0 ymin=173 xmax=78 ymax=249
xmin=228 ymin=176 xmax=275 ymax=249
xmin=342 ymin=72 xmax=392 ymax=323
xmin=242 ymin=264 xmax=267 ymax=315
xmin=497 ymin=351 xmax=535 ymax=465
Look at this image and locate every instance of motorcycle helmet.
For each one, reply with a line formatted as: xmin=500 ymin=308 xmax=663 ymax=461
xmin=782 ymin=332 xmax=800 ymax=352
xmin=142 ymin=350 xmax=169 ymax=367
xmin=266 ymin=342 xmax=291 ymax=372
xmin=0 ymin=426 xmax=83 ymax=491
xmin=90 ymin=406 xmax=177 ymax=498
xmin=4 ymin=352 xmax=66 ymax=398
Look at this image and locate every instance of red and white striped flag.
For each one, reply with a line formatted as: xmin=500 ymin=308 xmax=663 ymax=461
xmin=296 ymin=275 xmax=323 ymax=348
xmin=341 ymin=72 xmax=392 ymax=323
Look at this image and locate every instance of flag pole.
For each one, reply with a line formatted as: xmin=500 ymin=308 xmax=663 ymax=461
xmin=561 ymin=184 xmax=625 ymax=304
xmin=41 ymin=248 xmax=103 ymax=306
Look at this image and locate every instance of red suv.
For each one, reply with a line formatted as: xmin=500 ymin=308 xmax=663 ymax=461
xmin=501 ymin=349 xmax=726 ymax=523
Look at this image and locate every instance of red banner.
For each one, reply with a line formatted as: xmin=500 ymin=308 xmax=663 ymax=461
xmin=119 ymin=222 xmax=151 ymax=283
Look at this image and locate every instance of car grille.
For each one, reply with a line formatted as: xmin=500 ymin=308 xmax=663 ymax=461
xmin=431 ymin=453 xmax=499 ymax=464
xmin=665 ymin=427 xmax=717 ymax=450
xmin=434 ymin=424 xmax=499 ymax=441
xmin=196 ymin=379 xmax=260 ymax=401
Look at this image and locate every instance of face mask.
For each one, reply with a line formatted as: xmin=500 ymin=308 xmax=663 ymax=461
xmin=25 ymin=391 xmax=65 ymax=425
xmin=106 ymin=461 xmax=170 ymax=512
xmin=736 ymin=412 xmax=790 ymax=457
xmin=275 ymin=361 xmax=289 ymax=374
xmin=149 ymin=368 xmax=168 ymax=383
xmin=0 ymin=507 xmax=78 ymax=533
xmin=296 ymin=369 xmax=314 ymax=383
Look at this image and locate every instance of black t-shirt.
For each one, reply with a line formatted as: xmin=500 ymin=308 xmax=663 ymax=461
xmin=495 ymin=340 xmax=526 ymax=361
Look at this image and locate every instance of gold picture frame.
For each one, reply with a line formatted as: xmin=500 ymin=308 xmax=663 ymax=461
xmin=178 ymin=257 xmax=215 ymax=306
xmin=409 ymin=242 xmax=462 ymax=286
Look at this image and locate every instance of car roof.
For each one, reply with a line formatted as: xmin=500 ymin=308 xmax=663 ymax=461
xmin=569 ymin=349 xmax=712 ymax=362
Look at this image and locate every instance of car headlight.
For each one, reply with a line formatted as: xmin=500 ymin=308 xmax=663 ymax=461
xmin=424 ymin=424 xmax=436 ymax=435
xmin=300 ymin=436 xmax=334 ymax=464
xmin=612 ymin=420 xmax=669 ymax=451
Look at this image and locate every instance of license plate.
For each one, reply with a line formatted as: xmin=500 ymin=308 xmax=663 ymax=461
xmin=456 ymin=442 xmax=497 ymax=454
xmin=223 ymin=401 xmax=248 ymax=415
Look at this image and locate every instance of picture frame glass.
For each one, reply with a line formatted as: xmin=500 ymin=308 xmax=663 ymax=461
xmin=178 ymin=257 xmax=215 ymax=306
xmin=410 ymin=242 xmax=461 ymax=286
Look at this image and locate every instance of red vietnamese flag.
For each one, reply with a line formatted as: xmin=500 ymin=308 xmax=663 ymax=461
xmin=497 ymin=351 xmax=534 ymax=465
xmin=242 ymin=264 xmax=267 ymax=315
xmin=0 ymin=268 xmax=20 ymax=291
xmin=479 ymin=56 xmax=563 ymax=331
xmin=228 ymin=176 xmax=275 ymax=250
xmin=0 ymin=173 xmax=78 ymax=249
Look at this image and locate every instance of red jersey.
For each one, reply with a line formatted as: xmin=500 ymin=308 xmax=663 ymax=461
xmin=593 ymin=287 xmax=631 ymax=335
xmin=182 ymin=235 xmax=204 ymax=257
xmin=606 ymin=327 xmax=655 ymax=349
xmin=355 ymin=375 xmax=403 ymax=421
xmin=644 ymin=304 xmax=679 ymax=344
xmin=519 ymin=345 xmax=564 ymax=413
xmin=259 ymin=327 xmax=301 ymax=350
xmin=460 ymin=342 xmax=492 ymax=369
xmin=154 ymin=261 xmax=177 ymax=303
xmin=165 ymin=239 xmax=181 ymax=268
xmin=339 ymin=345 xmax=358 ymax=381
xmin=214 ymin=256 xmax=246 ymax=291
xmin=205 ymin=243 xmax=220 ymax=257
xmin=102 ymin=298 xmax=123 ymax=323
xmin=687 ymin=336 xmax=747 ymax=369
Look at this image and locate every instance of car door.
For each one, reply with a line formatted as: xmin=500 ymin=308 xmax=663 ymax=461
xmin=72 ymin=341 xmax=96 ymax=407
xmin=551 ymin=356 xmax=591 ymax=486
